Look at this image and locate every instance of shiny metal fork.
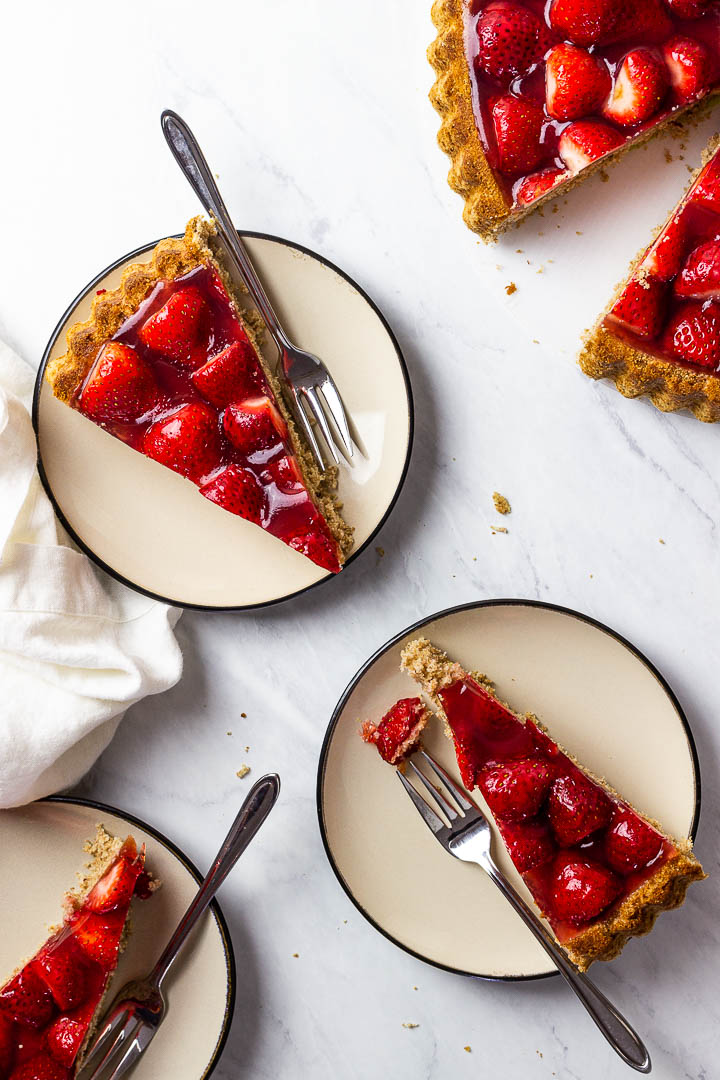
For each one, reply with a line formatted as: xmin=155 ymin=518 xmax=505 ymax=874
xmin=76 ymin=774 xmax=280 ymax=1080
xmin=161 ymin=109 xmax=354 ymax=472
xmin=398 ymin=751 xmax=652 ymax=1074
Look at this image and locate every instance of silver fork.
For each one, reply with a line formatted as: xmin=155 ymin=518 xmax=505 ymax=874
xmin=161 ymin=109 xmax=354 ymax=472
xmin=398 ymin=750 xmax=652 ymax=1074
xmin=76 ymin=774 xmax=280 ymax=1080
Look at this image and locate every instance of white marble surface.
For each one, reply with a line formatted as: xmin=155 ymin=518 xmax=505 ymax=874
xmin=2 ymin=1 xmax=719 ymax=1077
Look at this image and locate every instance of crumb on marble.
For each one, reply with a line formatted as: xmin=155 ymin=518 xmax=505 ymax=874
xmin=491 ymin=526 xmax=509 ymax=535
xmin=659 ymin=538 xmax=665 ymax=544
xmin=226 ymin=731 xmax=232 ymax=736
xmin=376 ymin=546 xmax=385 ymax=558
xmin=576 ymin=230 xmax=583 ymax=235
xmin=505 ymin=282 xmax=517 ymax=296
xmin=464 ymin=1046 xmax=472 ymax=1053
xmin=236 ymin=765 xmax=251 ymax=779
xmin=402 ymin=1023 xmax=419 ymax=1030
xmin=292 ymin=952 xmax=299 ymax=958
xmin=245 ymin=745 xmax=250 ymax=752
xmin=241 ymin=712 xmax=247 ymax=718
xmin=516 ymin=248 xmax=523 ymax=253
xmin=492 ymin=492 xmax=511 ymax=515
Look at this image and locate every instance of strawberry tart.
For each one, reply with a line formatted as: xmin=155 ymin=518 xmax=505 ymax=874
xmin=0 ymin=827 xmax=153 ymax=1079
xmin=428 ymin=0 xmax=720 ymax=239
xmin=361 ymin=698 xmax=430 ymax=764
xmin=580 ymin=135 xmax=720 ymax=419
xmin=46 ymin=218 xmax=353 ymax=574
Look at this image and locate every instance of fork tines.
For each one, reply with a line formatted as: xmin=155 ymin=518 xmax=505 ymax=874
xmin=397 ymin=750 xmax=474 ymax=833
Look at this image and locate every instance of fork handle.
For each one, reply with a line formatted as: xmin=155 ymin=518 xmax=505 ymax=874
xmin=149 ymin=773 xmax=280 ymax=989
xmin=482 ymin=859 xmax=651 ymax=1073
xmin=160 ymin=109 xmax=291 ymax=352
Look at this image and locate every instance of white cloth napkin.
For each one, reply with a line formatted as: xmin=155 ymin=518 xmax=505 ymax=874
xmin=0 ymin=341 xmax=183 ymax=808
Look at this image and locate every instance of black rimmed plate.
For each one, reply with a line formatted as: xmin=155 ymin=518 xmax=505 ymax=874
xmin=34 ymin=232 xmax=413 ymax=609
xmin=0 ymin=796 xmax=234 ymax=1079
xmin=317 ymin=600 xmax=701 ymax=981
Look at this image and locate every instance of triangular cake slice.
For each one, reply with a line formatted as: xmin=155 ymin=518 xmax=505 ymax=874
xmin=0 ymin=827 xmax=152 ymax=1079
xmin=429 ymin=0 xmax=720 ymax=240
xmin=580 ymin=136 xmax=720 ymax=421
xmin=362 ymin=637 xmax=704 ymax=971
xmin=46 ymin=218 xmax=353 ymax=573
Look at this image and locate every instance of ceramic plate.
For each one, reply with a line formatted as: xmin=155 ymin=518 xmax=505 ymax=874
xmin=318 ymin=600 xmax=701 ymax=980
xmin=0 ymin=797 xmax=233 ymax=1078
xmin=34 ymin=232 xmax=413 ymax=609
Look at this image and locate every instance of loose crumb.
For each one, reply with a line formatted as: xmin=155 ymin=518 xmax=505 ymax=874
xmin=491 ymin=526 xmax=509 ymax=535
xmin=241 ymin=712 xmax=247 ymax=718
xmin=505 ymin=282 xmax=517 ymax=295
xmin=376 ymin=546 xmax=385 ymax=558
xmin=292 ymin=952 xmax=299 ymax=958
xmin=402 ymin=1023 xmax=419 ymax=1030
xmin=226 ymin=731 xmax=232 ymax=736
xmin=236 ymin=765 xmax=251 ymax=779
xmin=665 ymin=149 xmax=673 ymax=163
xmin=492 ymin=492 xmax=511 ymax=515
xmin=464 ymin=1046 xmax=472 ymax=1053
xmin=659 ymin=538 xmax=665 ymax=544
xmin=245 ymin=745 xmax=250 ymax=752
xmin=600 ymin=170 xmax=609 ymax=182
xmin=576 ymin=230 xmax=583 ymax=235
xmin=413 ymin=986 xmax=418 ymax=990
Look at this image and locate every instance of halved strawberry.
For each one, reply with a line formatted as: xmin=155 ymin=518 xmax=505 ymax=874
xmin=491 ymin=94 xmax=545 ymax=177
xmin=35 ymin=939 xmax=91 ymax=1014
xmin=605 ymin=808 xmax=664 ymax=874
xmin=640 ymin=213 xmax=688 ymax=281
xmin=265 ymin=455 xmax=303 ymax=493
xmin=479 ymin=758 xmax=555 ymax=821
xmin=44 ymin=1001 xmax=95 ymax=1069
xmin=603 ymin=48 xmax=668 ymax=127
xmin=142 ymin=402 xmax=222 ymax=484
xmin=558 ymin=120 xmax=624 ymax=174
xmin=138 ymin=287 xmax=209 ymax=367
xmin=676 ymin=239 xmax=720 ymax=299
xmin=663 ymin=36 xmax=713 ymax=105
xmin=0 ymin=969 xmax=54 ymax=1030
xmin=223 ymin=397 xmax=288 ymax=456
xmin=475 ymin=2 xmax=554 ymax=84
xmin=514 ymin=167 xmax=568 ymax=207
xmin=79 ymin=342 xmax=160 ymax=425
xmin=86 ymin=856 xmax=140 ymax=914
xmin=548 ymin=0 xmax=624 ymax=47
xmin=190 ymin=339 xmax=261 ymax=409
xmin=550 ymin=856 xmax=622 ymax=924
xmin=288 ymin=528 xmax=341 ymax=573
xmin=0 ymin=1012 xmax=15 ymax=1076
xmin=661 ymin=300 xmax=720 ymax=368
xmin=692 ymin=154 xmax=720 ymax=214
xmin=501 ymin=819 xmax=556 ymax=874
xmin=9 ymin=1052 xmax=69 ymax=1080
xmin=616 ymin=0 xmax=672 ymax=43
xmin=607 ymin=275 xmax=667 ymax=338
xmin=547 ymin=772 xmax=613 ymax=846
xmin=200 ymin=465 xmax=264 ymax=524
xmin=68 ymin=912 xmax=123 ymax=969
xmin=545 ymin=44 xmax=611 ymax=121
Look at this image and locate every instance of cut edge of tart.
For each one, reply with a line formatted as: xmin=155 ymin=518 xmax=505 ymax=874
xmin=45 ymin=216 xmax=354 ymax=572
xmin=579 ymin=135 xmax=720 ymax=422
xmin=398 ymin=636 xmax=705 ymax=971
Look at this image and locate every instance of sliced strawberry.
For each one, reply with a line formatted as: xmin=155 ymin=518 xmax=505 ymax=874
xmin=44 ymin=1002 xmax=95 ymax=1069
xmin=200 ymin=465 xmax=263 ymax=524
xmin=79 ymin=342 xmax=160 ymax=424
xmin=479 ymin=758 xmax=555 ymax=821
xmin=558 ymin=120 xmax=624 ymax=175
xmin=661 ymin=300 xmax=720 ymax=368
xmin=663 ymin=36 xmax=713 ymax=106
xmin=603 ymin=48 xmax=668 ymax=127
xmin=190 ymin=339 xmax=262 ymax=409
xmin=361 ymin=698 xmax=427 ymax=764
xmin=666 ymin=0 xmax=712 ymax=15
xmin=545 ymin=44 xmax=611 ymax=121
xmin=548 ymin=0 xmax=623 ymax=46
xmin=35 ymin=938 xmax=92 ymax=1014
xmin=265 ymin=455 xmax=303 ymax=493
xmin=607 ymin=275 xmax=667 ymax=338
xmin=547 ymin=772 xmax=613 ymax=846
xmin=139 ymin=287 xmax=209 ymax=367
xmin=550 ymin=856 xmax=622 ymax=924
xmin=692 ymin=154 xmax=720 ymax=214
xmin=501 ymin=819 xmax=556 ymax=874
xmin=0 ymin=969 xmax=54 ymax=1031
xmin=605 ymin=808 xmax=665 ymax=874
xmin=475 ymin=2 xmax=554 ymax=84
xmin=676 ymin=239 xmax=720 ymax=299
xmin=68 ymin=912 xmax=123 ymax=970
xmin=491 ymin=94 xmax=545 ymax=177
xmin=222 ymin=397 xmax=288 ymax=456
xmin=142 ymin=402 xmax=222 ymax=484
xmin=288 ymin=528 xmax=341 ymax=573
xmin=86 ymin=856 xmax=141 ymax=914
xmin=0 ymin=1012 xmax=15 ymax=1076
xmin=8 ymin=1052 xmax=69 ymax=1080
xmin=640 ymin=213 xmax=688 ymax=281
xmin=617 ymin=0 xmax=673 ymax=43
xmin=515 ymin=167 xmax=568 ymax=207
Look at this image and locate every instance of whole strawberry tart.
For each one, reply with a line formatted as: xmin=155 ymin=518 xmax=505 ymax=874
xmin=429 ymin=0 xmax=720 ymax=239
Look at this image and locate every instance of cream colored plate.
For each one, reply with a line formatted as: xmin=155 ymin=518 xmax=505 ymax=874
xmin=318 ymin=601 xmax=700 ymax=980
xmin=35 ymin=233 xmax=412 ymax=608
xmin=0 ymin=798 xmax=233 ymax=1078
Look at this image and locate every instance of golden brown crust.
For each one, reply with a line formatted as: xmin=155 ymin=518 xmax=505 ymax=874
xmin=400 ymin=637 xmax=705 ymax=970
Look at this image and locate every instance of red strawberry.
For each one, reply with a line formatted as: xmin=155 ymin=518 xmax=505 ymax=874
xmin=35 ymin=938 xmax=91 ymax=1013
xmin=45 ymin=1003 xmax=95 ymax=1068
xmin=222 ymin=397 xmax=288 ymax=456
xmin=479 ymin=758 xmax=555 ymax=821
xmin=666 ymin=0 xmax=712 ymax=15
xmin=661 ymin=300 xmax=720 ymax=368
xmin=545 ymin=44 xmax=611 ymax=121
xmin=79 ymin=342 xmax=160 ymax=425
xmin=200 ymin=465 xmax=264 ymax=524
xmin=501 ymin=819 xmax=556 ymax=874
xmin=266 ymin=455 xmax=303 ymax=493
xmin=616 ymin=0 xmax=673 ymax=43
xmin=605 ymin=808 xmax=664 ymax=874
xmin=676 ymin=239 xmax=720 ymax=299
xmin=8 ymin=1052 xmax=69 ymax=1080
xmin=0 ymin=969 xmax=55 ymax=1032
xmin=640 ymin=213 xmax=688 ymax=281
xmin=139 ymin=287 xmax=209 ymax=367
xmin=475 ymin=2 xmax=554 ymax=84
xmin=548 ymin=0 xmax=623 ymax=46
xmin=86 ymin=856 xmax=140 ymax=914
xmin=663 ymin=37 xmax=713 ymax=105
xmin=515 ymin=167 xmax=568 ymax=207
xmin=603 ymin=48 xmax=668 ymax=127
xmin=692 ymin=154 xmax=720 ymax=214
xmin=142 ymin=402 xmax=222 ymax=484
xmin=361 ymin=698 xmax=426 ymax=764
xmin=547 ymin=772 xmax=613 ymax=846
xmin=550 ymin=856 xmax=622 ymax=924
xmin=0 ymin=1012 xmax=15 ymax=1075
xmin=491 ymin=94 xmax=545 ymax=177
xmin=68 ymin=912 xmax=123 ymax=969
xmin=558 ymin=120 xmax=624 ymax=174
xmin=190 ymin=339 xmax=262 ymax=409
xmin=288 ymin=528 xmax=341 ymax=573
xmin=608 ymin=275 xmax=667 ymax=338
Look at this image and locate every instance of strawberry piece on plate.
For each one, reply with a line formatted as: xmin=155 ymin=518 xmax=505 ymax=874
xmin=675 ymin=239 xmax=720 ymax=299
xmin=190 ymin=339 xmax=261 ymax=409
xmin=547 ymin=772 xmax=613 ymax=845
xmin=476 ymin=2 xmax=554 ymax=84
xmin=222 ymin=397 xmax=288 ymax=456
xmin=0 ymin=969 xmax=55 ymax=1031
xmin=514 ymin=167 xmax=568 ymax=207
xmin=550 ymin=857 xmax=622 ymax=924
xmin=640 ymin=213 xmax=688 ymax=281
xmin=288 ymin=528 xmax=341 ymax=573
xmin=142 ymin=402 xmax=222 ymax=484
xmin=79 ymin=342 xmax=160 ymax=424
xmin=558 ymin=120 xmax=624 ymax=174
xmin=479 ymin=758 xmax=555 ymax=821
xmin=501 ymin=819 xmax=556 ymax=874
xmin=607 ymin=275 xmax=667 ymax=338
xmin=545 ymin=43 xmax=611 ymax=121
xmin=662 ymin=300 xmax=720 ymax=368
xmin=361 ymin=698 xmax=428 ymax=765
xmin=663 ymin=36 xmax=714 ymax=105
xmin=603 ymin=48 xmax=668 ymax=127
xmin=35 ymin=939 xmax=92 ymax=1013
xmin=139 ymin=286 xmax=209 ymax=367
xmin=605 ymin=808 xmax=665 ymax=874
xmin=491 ymin=94 xmax=545 ymax=176
xmin=200 ymin=465 xmax=264 ymax=524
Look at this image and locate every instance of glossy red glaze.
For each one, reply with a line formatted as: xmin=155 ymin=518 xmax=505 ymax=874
xmin=361 ymin=698 xmax=427 ymax=764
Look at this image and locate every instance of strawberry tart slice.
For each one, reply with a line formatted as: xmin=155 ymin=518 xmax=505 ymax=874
xmin=429 ymin=0 xmax=720 ymax=239
xmin=0 ymin=827 xmax=153 ymax=1079
xmin=46 ymin=218 xmax=353 ymax=574
xmin=362 ymin=637 xmax=705 ymax=971
xmin=580 ymin=136 xmax=720 ymax=420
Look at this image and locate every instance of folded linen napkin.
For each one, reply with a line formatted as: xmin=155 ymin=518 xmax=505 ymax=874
xmin=0 ymin=341 xmax=183 ymax=807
